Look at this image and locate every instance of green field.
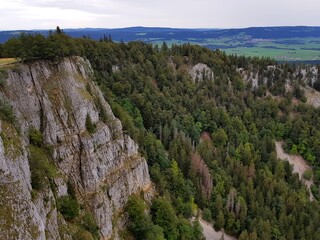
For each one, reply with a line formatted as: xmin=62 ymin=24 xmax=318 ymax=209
xmin=149 ymin=36 xmax=320 ymax=61
xmin=224 ymin=47 xmax=320 ymax=61
xmin=220 ymin=37 xmax=320 ymax=61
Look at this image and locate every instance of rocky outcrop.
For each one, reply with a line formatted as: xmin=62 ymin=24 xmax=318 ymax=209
xmin=237 ymin=65 xmax=320 ymax=109
xmin=305 ymin=87 xmax=320 ymax=108
xmin=0 ymin=57 xmax=151 ymax=239
xmin=237 ymin=65 xmax=319 ymax=91
xmin=237 ymin=68 xmax=261 ymax=89
xmin=189 ymin=63 xmax=214 ymax=83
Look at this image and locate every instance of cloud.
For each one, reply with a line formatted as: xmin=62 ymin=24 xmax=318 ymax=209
xmin=21 ymin=0 xmax=120 ymax=14
xmin=0 ymin=0 xmax=113 ymax=30
xmin=0 ymin=0 xmax=319 ymax=30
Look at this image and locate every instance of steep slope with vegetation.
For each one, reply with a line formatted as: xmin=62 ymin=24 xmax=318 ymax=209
xmin=82 ymin=37 xmax=320 ymax=240
xmin=1 ymin=29 xmax=320 ymax=239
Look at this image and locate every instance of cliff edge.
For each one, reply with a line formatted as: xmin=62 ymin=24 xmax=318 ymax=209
xmin=0 ymin=57 xmax=151 ymax=239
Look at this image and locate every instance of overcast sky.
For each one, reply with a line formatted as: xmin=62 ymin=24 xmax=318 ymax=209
xmin=1 ymin=0 xmax=319 ymax=30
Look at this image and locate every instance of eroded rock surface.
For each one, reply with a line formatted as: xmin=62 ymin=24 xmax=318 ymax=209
xmin=189 ymin=63 xmax=214 ymax=83
xmin=0 ymin=57 xmax=151 ymax=239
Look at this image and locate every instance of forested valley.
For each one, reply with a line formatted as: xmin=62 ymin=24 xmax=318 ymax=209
xmin=1 ymin=29 xmax=320 ymax=240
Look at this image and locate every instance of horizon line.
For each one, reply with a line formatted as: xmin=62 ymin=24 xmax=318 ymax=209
xmin=1 ymin=25 xmax=320 ymax=32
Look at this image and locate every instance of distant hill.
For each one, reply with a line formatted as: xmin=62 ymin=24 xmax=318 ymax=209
xmin=1 ymin=26 xmax=320 ymax=61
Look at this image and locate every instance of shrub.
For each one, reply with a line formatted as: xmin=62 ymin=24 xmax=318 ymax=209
xmin=57 ymin=195 xmax=80 ymax=221
xmin=202 ymin=208 xmax=212 ymax=222
xmin=313 ymin=79 xmax=320 ymax=91
xmin=126 ymin=195 xmax=166 ymax=240
xmin=95 ymin=98 xmax=108 ymax=124
xmin=151 ymin=198 xmax=178 ymax=240
xmin=0 ymin=69 xmax=8 ymax=87
xmin=311 ymin=185 xmax=320 ymax=200
xmin=72 ymin=228 xmax=95 ymax=240
xmin=29 ymin=128 xmax=43 ymax=147
xmin=85 ymin=114 xmax=96 ymax=134
xmin=145 ymin=225 xmax=165 ymax=240
xmin=67 ymin=181 xmax=77 ymax=198
xmin=290 ymin=144 xmax=298 ymax=155
xmin=28 ymin=146 xmax=57 ymax=190
xmin=0 ymin=78 xmax=4 ymax=88
xmin=126 ymin=195 xmax=152 ymax=237
xmin=303 ymin=169 xmax=313 ymax=180
xmin=81 ymin=212 xmax=99 ymax=239
xmin=0 ymin=100 xmax=15 ymax=123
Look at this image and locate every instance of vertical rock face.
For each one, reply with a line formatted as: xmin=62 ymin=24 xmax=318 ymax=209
xmin=0 ymin=57 xmax=151 ymax=239
xmin=188 ymin=63 xmax=214 ymax=83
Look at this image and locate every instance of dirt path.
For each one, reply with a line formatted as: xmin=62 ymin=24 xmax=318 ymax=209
xmin=275 ymin=141 xmax=314 ymax=200
xmin=197 ymin=218 xmax=236 ymax=240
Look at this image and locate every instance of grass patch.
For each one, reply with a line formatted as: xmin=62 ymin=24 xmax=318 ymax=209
xmin=28 ymin=128 xmax=59 ymax=190
xmin=78 ymin=87 xmax=94 ymax=101
xmin=43 ymin=77 xmax=63 ymax=108
xmin=68 ymin=222 xmax=97 ymax=240
xmin=0 ymin=121 xmax=22 ymax=159
xmin=0 ymin=184 xmax=15 ymax=233
xmin=29 ymin=128 xmax=44 ymax=147
xmin=75 ymin=74 xmax=87 ymax=85
xmin=80 ymin=212 xmax=100 ymax=239
xmin=0 ymin=58 xmax=17 ymax=67
xmin=0 ymin=100 xmax=15 ymax=123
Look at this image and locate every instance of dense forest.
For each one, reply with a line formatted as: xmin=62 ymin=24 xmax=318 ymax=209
xmin=1 ymin=28 xmax=320 ymax=240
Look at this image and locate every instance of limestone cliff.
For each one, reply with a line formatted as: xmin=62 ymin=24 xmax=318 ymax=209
xmin=0 ymin=57 xmax=151 ymax=239
xmin=237 ymin=65 xmax=320 ymax=108
xmin=188 ymin=63 xmax=214 ymax=83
